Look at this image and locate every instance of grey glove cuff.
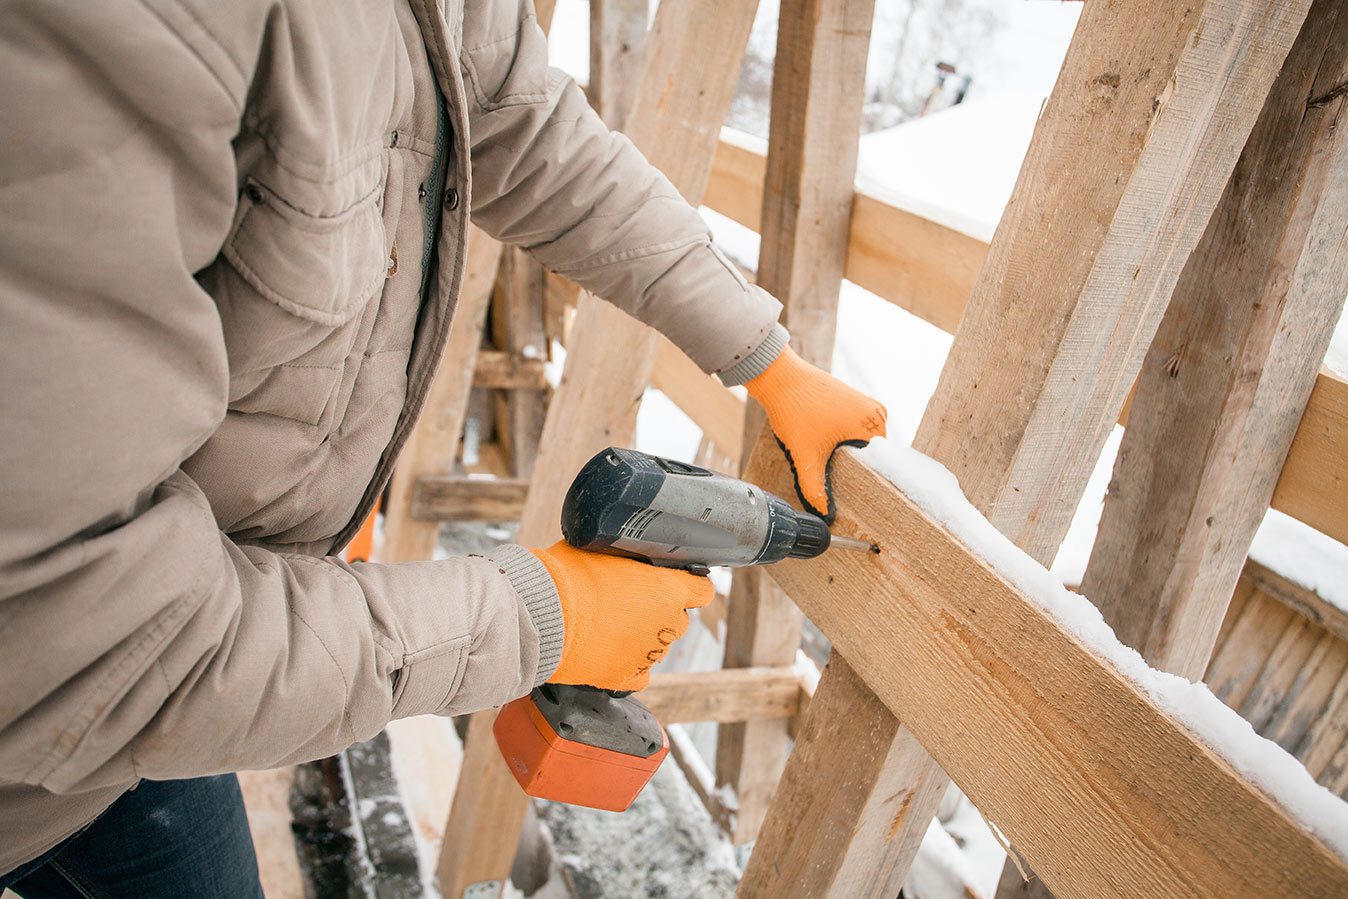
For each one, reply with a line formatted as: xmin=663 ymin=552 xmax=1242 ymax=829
xmin=488 ymin=544 xmax=565 ymax=684
xmin=718 ymin=323 xmax=790 ymax=386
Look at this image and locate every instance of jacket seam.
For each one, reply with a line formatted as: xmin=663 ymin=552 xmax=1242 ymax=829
xmin=458 ymin=12 xmax=550 ymax=112
xmin=468 ymin=105 xmax=587 ymax=158
xmin=288 ymin=605 xmax=356 ymax=743
xmin=238 ymin=118 xmax=391 ymax=185
xmin=137 ymin=0 xmax=244 ymax=116
xmin=550 ymin=235 xmax=708 ymax=275
xmin=461 ymin=12 xmax=537 ymax=54
xmin=500 ymin=194 xmax=692 ymax=246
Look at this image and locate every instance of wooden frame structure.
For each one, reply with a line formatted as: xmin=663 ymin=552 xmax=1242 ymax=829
xmin=373 ymin=0 xmax=1348 ymax=896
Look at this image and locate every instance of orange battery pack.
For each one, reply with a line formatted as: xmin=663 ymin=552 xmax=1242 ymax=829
xmin=494 ymin=685 xmax=669 ymax=812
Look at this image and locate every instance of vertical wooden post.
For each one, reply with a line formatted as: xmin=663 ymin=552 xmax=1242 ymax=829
xmin=437 ymin=3 xmax=760 ymax=895
xmin=997 ymin=6 xmax=1348 ymax=896
xmin=589 ymin=0 xmax=649 ymax=130
xmin=1079 ymin=0 xmax=1348 ymax=680
xmin=739 ymin=0 xmax=1310 ymax=894
xmin=381 ymin=228 xmax=503 ymax=563
xmin=491 ymin=251 xmax=548 ymax=478
xmin=714 ymin=0 xmax=876 ymax=845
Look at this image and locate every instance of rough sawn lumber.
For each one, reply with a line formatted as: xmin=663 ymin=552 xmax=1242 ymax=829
xmin=746 ymin=435 xmax=1348 ymax=898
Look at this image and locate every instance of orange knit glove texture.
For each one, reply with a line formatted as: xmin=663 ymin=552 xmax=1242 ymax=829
xmin=746 ymin=346 xmax=887 ymax=522
xmin=532 ymin=541 xmax=714 ymax=693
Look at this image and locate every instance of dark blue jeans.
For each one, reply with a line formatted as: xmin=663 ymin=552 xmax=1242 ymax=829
xmin=1 ymin=774 xmax=264 ymax=898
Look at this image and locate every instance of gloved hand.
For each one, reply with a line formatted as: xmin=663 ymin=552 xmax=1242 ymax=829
xmin=532 ymin=541 xmax=714 ymax=692
xmin=745 ymin=345 xmax=887 ymax=522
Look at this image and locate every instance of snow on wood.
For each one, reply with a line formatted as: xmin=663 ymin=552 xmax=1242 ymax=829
xmin=857 ymin=436 xmax=1348 ymax=860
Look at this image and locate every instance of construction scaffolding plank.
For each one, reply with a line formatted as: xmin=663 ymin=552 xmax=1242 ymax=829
xmin=740 ymin=0 xmax=1312 ymax=893
xmin=742 ymin=435 xmax=1348 ymax=897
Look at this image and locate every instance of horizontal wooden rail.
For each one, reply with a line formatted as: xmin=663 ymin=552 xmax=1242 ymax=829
xmin=473 ymin=350 xmax=549 ymax=390
xmin=412 ymin=476 xmax=528 ymax=522
xmin=699 ymin=131 xmax=1348 ymax=545
xmin=744 ymin=432 xmax=1348 ymax=897
xmin=638 ymin=667 xmax=805 ymax=724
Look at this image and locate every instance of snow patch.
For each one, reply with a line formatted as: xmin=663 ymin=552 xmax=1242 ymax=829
xmin=858 ymin=437 xmax=1348 ymax=860
xmin=1250 ymin=510 xmax=1348 ymax=616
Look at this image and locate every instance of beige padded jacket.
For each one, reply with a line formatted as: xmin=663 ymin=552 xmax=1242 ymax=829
xmin=0 ymin=0 xmax=783 ymax=870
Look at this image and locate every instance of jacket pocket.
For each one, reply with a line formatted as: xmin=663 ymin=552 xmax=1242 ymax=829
xmin=391 ymin=634 xmax=471 ymax=718
xmin=213 ymin=176 xmax=389 ymax=427
xmin=224 ymin=178 xmax=386 ymax=327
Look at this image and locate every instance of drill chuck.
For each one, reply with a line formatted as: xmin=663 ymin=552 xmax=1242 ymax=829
xmin=562 ymin=447 xmax=837 ymax=568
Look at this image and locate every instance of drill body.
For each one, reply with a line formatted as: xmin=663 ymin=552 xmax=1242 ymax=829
xmin=494 ymin=447 xmax=850 ymax=811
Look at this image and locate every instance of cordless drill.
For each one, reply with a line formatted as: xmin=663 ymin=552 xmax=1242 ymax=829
xmin=493 ymin=447 xmax=876 ymax=811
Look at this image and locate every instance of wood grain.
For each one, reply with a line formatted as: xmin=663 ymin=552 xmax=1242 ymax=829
xmin=714 ymin=0 xmax=876 ymax=845
xmin=704 ymin=140 xmax=1347 ymax=547
xmin=746 ymin=436 xmax=1348 ymax=898
xmin=1080 ymin=0 xmax=1348 ymax=680
xmin=588 ymin=0 xmax=648 ymax=130
xmin=637 ymin=667 xmax=804 ymax=725
xmin=411 ymin=476 xmax=528 ymax=522
xmin=472 ymin=351 xmax=548 ymax=391
xmin=380 ymin=227 xmax=502 ymax=563
xmin=744 ymin=1 xmax=1312 ymax=895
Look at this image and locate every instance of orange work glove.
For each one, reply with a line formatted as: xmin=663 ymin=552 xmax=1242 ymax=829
xmin=745 ymin=345 xmax=887 ymax=522
xmin=532 ymin=541 xmax=714 ymax=693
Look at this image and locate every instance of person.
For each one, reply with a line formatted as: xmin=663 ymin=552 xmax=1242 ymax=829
xmin=0 ymin=1 xmax=886 ymax=894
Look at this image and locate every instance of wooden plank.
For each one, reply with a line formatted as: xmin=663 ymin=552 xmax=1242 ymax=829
xmin=437 ymin=3 xmax=760 ymax=894
xmin=650 ymin=337 xmax=745 ymax=457
xmin=436 ymin=711 xmax=528 ymax=899
xmin=380 ymin=227 xmax=503 ymax=563
xmin=491 ymin=249 xmax=549 ymax=478
xmin=636 ymin=667 xmax=803 ymax=724
xmin=1273 ymin=368 xmax=1348 ymax=545
xmin=589 ymin=0 xmax=648 ymax=130
xmin=411 ymin=476 xmax=528 ymax=522
xmin=744 ymin=435 xmax=1348 ymax=898
xmin=742 ymin=1 xmax=1312 ymax=894
xmin=703 ymin=139 xmax=1348 ymax=543
xmin=473 ymin=350 xmax=547 ymax=391
xmin=714 ymin=0 xmax=876 ymax=845
xmin=1080 ymin=0 xmax=1348 ymax=680
xmin=1244 ymin=558 xmax=1348 ymax=647
xmin=707 ymin=132 xmax=985 ymax=336
xmin=737 ymin=655 xmax=942 ymax=899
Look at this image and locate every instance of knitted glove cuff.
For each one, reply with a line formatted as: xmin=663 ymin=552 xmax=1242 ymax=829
xmin=718 ymin=323 xmax=790 ymax=386
xmin=488 ymin=544 xmax=565 ymax=684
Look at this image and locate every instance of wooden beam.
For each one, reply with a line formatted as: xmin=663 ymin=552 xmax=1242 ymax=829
xmin=411 ymin=476 xmax=528 ymax=522
xmin=636 ymin=667 xmax=803 ymax=724
xmin=650 ymin=337 xmax=745 ymax=457
xmin=438 ymin=2 xmax=759 ymax=894
xmin=741 ymin=1 xmax=1311 ymax=894
xmin=737 ymin=655 xmax=941 ymax=899
xmin=715 ymin=0 xmax=876 ymax=845
xmin=473 ymin=350 xmax=548 ymax=391
xmin=706 ymin=133 xmax=985 ymax=336
xmin=589 ymin=0 xmax=648 ymax=130
xmin=380 ymin=228 xmax=503 ymax=563
xmin=703 ymin=139 xmax=1348 ymax=544
xmin=744 ymin=435 xmax=1348 ymax=897
xmin=491 ymin=249 xmax=549 ymax=478
xmin=1204 ymin=560 xmax=1348 ymax=803
xmin=1273 ymin=368 xmax=1348 ymax=545
xmin=1081 ymin=0 xmax=1348 ymax=680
